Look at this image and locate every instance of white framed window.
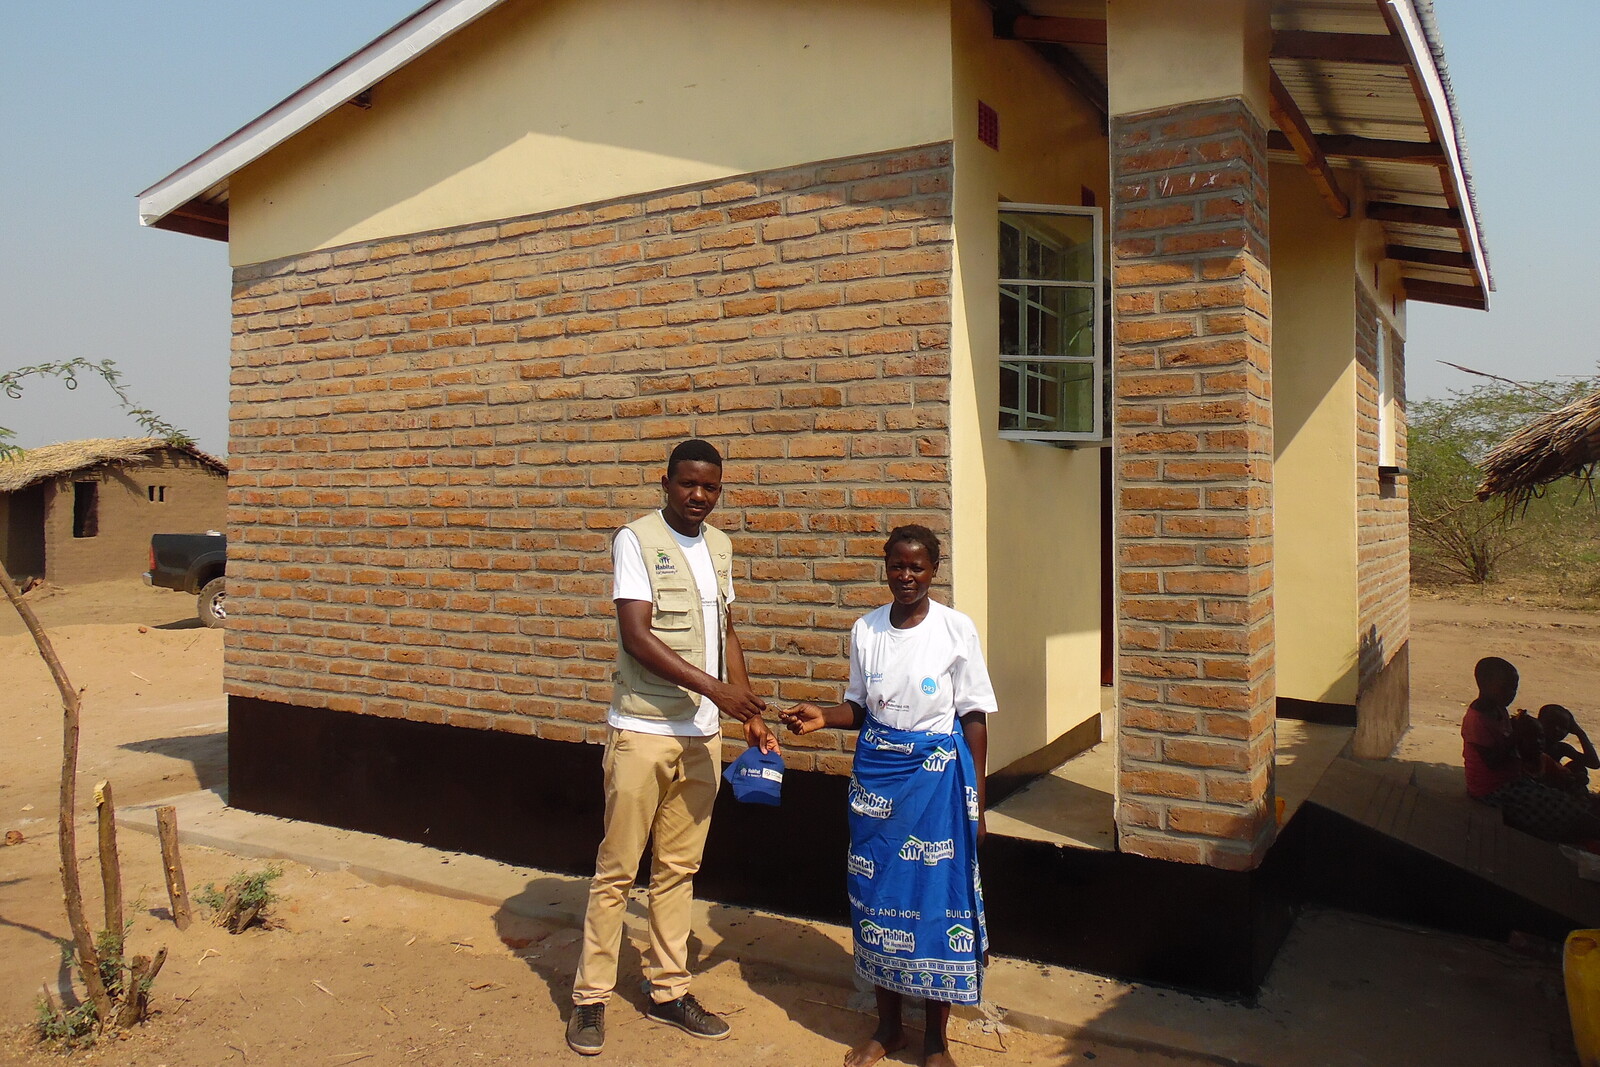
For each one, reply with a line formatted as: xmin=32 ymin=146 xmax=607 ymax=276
xmin=1376 ymin=323 xmax=1396 ymax=468
xmin=998 ymin=204 xmax=1106 ymax=445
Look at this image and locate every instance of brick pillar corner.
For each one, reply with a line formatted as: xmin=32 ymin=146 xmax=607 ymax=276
xmin=1110 ymin=97 xmax=1276 ymax=871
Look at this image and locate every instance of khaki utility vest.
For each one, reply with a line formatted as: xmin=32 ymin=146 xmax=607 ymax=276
xmin=611 ymin=510 xmax=732 ymax=722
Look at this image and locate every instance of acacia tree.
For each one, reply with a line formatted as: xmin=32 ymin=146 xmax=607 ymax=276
xmin=0 ymin=358 xmax=191 ymax=457
xmin=1410 ymin=377 xmax=1600 ymax=584
xmin=2 ymin=358 xmax=185 ymax=1036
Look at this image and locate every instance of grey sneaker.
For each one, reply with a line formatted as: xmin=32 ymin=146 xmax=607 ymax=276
xmin=645 ymin=993 xmax=730 ymax=1040
xmin=566 ymin=1003 xmax=605 ymax=1056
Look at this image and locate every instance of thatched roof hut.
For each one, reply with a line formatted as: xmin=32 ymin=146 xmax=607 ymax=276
xmin=0 ymin=436 xmax=228 ymax=586
xmin=1477 ymin=389 xmax=1600 ymax=504
xmin=0 ymin=437 xmax=225 ymax=494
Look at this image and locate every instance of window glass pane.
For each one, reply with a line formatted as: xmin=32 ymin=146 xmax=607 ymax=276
xmin=999 ymin=284 xmax=1096 ymax=358
xmin=998 ymin=361 xmax=1097 ymax=434
xmin=999 ymin=211 xmax=1095 ymax=282
xmin=999 ymin=221 xmax=1021 ymax=280
xmin=999 ymin=290 xmax=1020 ymax=359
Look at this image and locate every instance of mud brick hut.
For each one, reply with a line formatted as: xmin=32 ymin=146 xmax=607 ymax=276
xmin=0 ymin=437 xmax=226 ymax=585
xmin=138 ymin=0 xmax=1492 ymax=992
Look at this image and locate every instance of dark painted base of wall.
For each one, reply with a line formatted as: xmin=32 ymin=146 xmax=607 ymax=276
xmin=232 ymin=697 xmax=1293 ymax=995
xmin=230 ymin=697 xmax=1573 ymax=999
xmin=228 ymin=696 xmax=852 ymax=920
xmin=1275 ymin=696 xmax=1358 ymax=727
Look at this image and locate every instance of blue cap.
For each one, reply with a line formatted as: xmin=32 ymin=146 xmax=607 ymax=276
xmin=723 ymin=747 xmax=784 ymax=806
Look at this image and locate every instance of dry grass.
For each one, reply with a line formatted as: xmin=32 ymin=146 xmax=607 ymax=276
xmin=1477 ymin=387 xmax=1600 ymax=506
xmin=1414 ymin=571 xmax=1600 ymax=614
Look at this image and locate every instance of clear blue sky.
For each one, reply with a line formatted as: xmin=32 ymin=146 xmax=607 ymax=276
xmin=2 ymin=2 xmax=1595 ymax=458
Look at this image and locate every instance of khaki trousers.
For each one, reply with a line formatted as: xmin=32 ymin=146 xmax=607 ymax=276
xmin=572 ymin=727 xmax=721 ymax=1006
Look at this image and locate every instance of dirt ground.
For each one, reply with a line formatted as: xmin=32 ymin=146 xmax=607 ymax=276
xmin=0 ymin=580 xmax=1588 ymax=1064
xmin=1411 ymin=587 xmax=1600 ymax=731
xmin=0 ymin=581 xmax=1197 ymax=1066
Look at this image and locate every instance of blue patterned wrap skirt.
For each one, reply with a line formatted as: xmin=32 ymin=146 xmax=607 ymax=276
xmin=847 ymin=716 xmax=987 ymax=1004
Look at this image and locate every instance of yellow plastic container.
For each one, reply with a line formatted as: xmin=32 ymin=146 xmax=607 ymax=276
xmin=1566 ymin=930 xmax=1600 ymax=1066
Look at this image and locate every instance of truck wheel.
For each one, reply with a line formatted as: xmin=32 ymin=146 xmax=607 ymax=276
xmin=199 ymin=577 xmax=227 ymax=629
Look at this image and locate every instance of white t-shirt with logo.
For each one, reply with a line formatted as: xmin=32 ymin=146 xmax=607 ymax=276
xmin=843 ymin=599 xmax=997 ymax=734
xmin=610 ymin=516 xmax=731 ymax=738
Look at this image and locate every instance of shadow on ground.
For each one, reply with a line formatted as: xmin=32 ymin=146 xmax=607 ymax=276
xmin=119 ymin=732 xmax=228 ymax=795
xmin=492 ymin=872 xmax=871 ymax=1050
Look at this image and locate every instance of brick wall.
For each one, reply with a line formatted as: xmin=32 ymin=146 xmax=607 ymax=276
xmin=43 ymin=450 xmax=226 ymax=585
xmin=1109 ymin=98 xmax=1276 ymax=870
xmin=1355 ymin=286 xmax=1408 ymax=688
xmin=225 ymin=143 xmax=955 ymax=774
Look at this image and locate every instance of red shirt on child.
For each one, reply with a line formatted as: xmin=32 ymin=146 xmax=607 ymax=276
xmin=1462 ymin=700 xmax=1521 ymax=799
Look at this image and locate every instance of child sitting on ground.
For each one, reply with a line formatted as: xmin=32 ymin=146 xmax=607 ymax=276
xmin=1537 ymin=704 xmax=1600 ymax=796
xmin=1463 ymin=658 xmax=1600 ymax=843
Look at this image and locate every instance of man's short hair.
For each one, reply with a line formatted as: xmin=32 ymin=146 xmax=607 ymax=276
xmin=666 ymin=439 xmax=723 ymax=477
xmin=1474 ymin=656 xmax=1518 ymax=690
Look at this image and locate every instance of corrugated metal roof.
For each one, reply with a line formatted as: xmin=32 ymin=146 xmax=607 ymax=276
xmin=138 ymin=0 xmax=1489 ymax=309
xmin=1010 ymin=0 xmax=1490 ymax=309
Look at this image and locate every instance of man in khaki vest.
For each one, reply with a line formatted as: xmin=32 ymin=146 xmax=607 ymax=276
xmin=567 ymin=438 xmax=776 ymax=1056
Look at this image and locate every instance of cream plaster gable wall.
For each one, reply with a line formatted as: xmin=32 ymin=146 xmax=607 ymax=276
xmin=230 ymin=0 xmax=954 ymax=267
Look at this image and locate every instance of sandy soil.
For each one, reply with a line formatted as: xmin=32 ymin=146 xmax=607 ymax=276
xmin=0 ymin=581 xmax=1187 ymax=1066
xmin=0 ymin=580 xmax=1587 ymax=1065
xmin=1411 ymin=589 xmax=1600 ymax=730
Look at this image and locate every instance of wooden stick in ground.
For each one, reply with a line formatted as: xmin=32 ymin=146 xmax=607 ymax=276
xmin=94 ymin=780 xmax=124 ymax=939
xmin=39 ymin=983 xmax=60 ymax=1021
xmin=155 ymin=806 xmax=193 ymax=931
xmin=114 ymin=946 xmax=167 ymax=1028
xmin=0 ymin=567 xmax=111 ymax=1024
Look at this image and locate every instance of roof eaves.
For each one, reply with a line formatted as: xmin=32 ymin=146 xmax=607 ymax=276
xmin=136 ymin=0 xmax=509 ymax=231
xmin=1385 ymin=0 xmax=1493 ymax=304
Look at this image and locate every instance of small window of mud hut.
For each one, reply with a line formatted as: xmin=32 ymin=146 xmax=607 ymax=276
xmin=73 ymin=481 xmax=99 ymax=538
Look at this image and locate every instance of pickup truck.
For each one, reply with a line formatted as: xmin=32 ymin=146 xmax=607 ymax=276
xmin=144 ymin=533 xmax=228 ymax=628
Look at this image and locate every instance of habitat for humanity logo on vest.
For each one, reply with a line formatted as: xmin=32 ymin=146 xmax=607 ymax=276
xmin=653 ymin=549 xmax=675 ymax=574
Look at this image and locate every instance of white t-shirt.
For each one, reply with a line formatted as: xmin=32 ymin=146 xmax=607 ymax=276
xmin=610 ymin=516 xmax=732 ymax=737
xmin=843 ymin=600 xmax=997 ymax=734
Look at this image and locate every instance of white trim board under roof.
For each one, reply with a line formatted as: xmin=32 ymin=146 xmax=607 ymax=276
xmin=136 ymin=0 xmax=509 ymax=242
xmin=139 ymin=0 xmax=1490 ymax=311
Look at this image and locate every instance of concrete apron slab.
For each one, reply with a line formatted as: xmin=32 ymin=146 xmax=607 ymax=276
xmin=121 ymin=791 xmax=1566 ymax=1067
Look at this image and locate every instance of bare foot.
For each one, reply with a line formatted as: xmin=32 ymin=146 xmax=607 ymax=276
xmin=844 ymin=1031 xmax=907 ymax=1067
xmin=923 ymin=1052 xmax=958 ymax=1067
